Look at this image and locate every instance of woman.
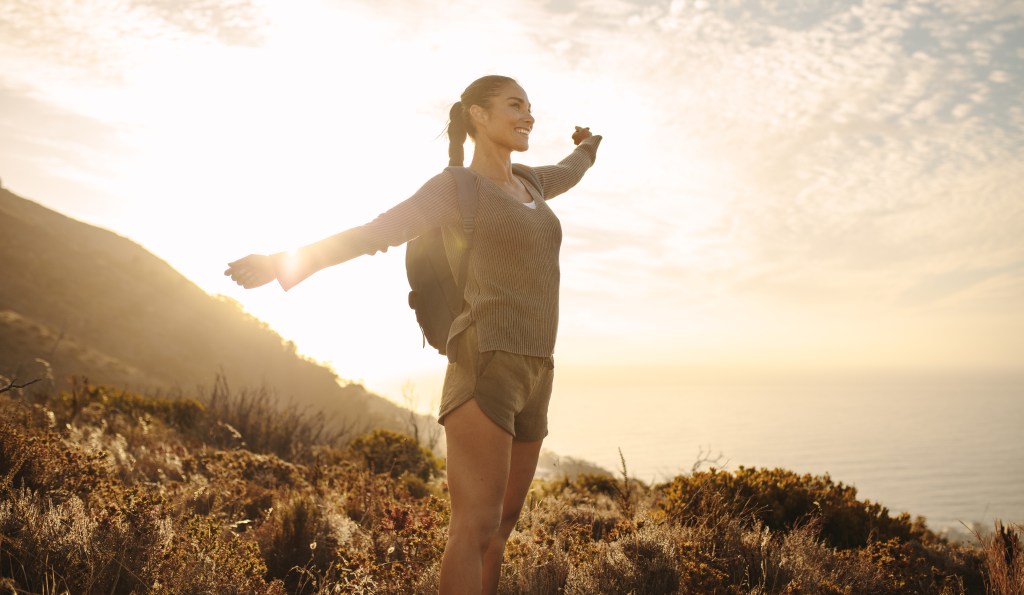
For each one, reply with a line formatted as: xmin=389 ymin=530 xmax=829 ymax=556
xmin=225 ymin=74 xmax=601 ymax=594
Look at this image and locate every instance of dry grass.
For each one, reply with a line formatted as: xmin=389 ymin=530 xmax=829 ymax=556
xmin=0 ymin=379 xmax=1017 ymax=594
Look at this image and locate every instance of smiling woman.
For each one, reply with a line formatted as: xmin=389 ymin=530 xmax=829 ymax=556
xmin=225 ymin=74 xmax=603 ymax=594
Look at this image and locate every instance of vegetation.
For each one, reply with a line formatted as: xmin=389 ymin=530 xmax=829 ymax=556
xmin=1 ymin=379 xmax=1021 ymax=594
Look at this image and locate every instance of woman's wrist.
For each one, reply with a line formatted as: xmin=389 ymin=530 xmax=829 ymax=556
xmin=576 ymin=134 xmax=603 ymax=164
xmin=271 ymin=250 xmax=314 ymax=291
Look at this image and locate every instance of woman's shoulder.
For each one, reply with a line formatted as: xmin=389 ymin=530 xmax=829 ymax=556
xmin=402 ymin=168 xmax=459 ymax=206
xmin=421 ymin=168 xmax=461 ymax=194
xmin=391 ymin=168 xmax=461 ymax=225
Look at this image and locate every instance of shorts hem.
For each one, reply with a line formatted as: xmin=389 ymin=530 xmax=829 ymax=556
xmin=438 ymin=397 xmax=516 ymax=438
xmin=512 ymin=429 xmax=548 ymax=443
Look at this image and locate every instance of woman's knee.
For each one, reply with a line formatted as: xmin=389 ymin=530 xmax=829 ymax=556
xmin=450 ymin=509 xmax=503 ymax=546
xmin=497 ymin=507 xmax=523 ymax=540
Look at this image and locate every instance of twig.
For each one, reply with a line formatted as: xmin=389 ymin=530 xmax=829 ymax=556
xmin=0 ymin=377 xmax=42 ymax=394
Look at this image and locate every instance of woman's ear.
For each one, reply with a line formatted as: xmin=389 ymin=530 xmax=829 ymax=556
xmin=468 ymin=104 xmax=488 ymax=127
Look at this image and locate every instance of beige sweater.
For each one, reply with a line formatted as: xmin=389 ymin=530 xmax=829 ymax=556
xmin=274 ymin=136 xmax=602 ymax=357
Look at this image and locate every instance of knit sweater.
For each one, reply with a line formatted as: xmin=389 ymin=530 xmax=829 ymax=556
xmin=274 ymin=135 xmax=602 ymax=357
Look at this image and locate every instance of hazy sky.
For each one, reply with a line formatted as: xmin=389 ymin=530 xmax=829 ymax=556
xmin=2 ymin=0 xmax=1022 ymax=407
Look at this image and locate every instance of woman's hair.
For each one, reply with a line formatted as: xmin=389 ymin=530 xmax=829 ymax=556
xmin=448 ymin=75 xmax=517 ymax=166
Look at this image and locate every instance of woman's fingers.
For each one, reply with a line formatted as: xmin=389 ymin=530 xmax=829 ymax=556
xmin=224 ymin=254 xmax=274 ymax=288
xmin=227 ymin=254 xmax=256 ymax=269
xmin=225 ymin=263 xmax=255 ymax=286
xmin=572 ymin=126 xmax=592 ymax=145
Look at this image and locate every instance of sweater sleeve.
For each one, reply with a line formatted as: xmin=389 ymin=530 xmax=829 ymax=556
xmin=273 ymin=170 xmax=461 ymax=291
xmin=531 ymin=135 xmax=603 ymax=200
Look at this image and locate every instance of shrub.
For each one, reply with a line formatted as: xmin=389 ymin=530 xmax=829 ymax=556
xmin=0 ymin=481 xmax=172 ymax=594
xmin=0 ymin=417 xmax=113 ymax=498
xmin=570 ymin=472 xmax=621 ymax=498
xmin=564 ymin=524 xmax=680 ymax=594
xmin=346 ymin=429 xmax=443 ymax=482
xmin=982 ymin=522 xmax=1024 ymax=595
xmin=152 ymin=515 xmax=283 ymax=595
xmin=177 ymin=448 xmax=306 ymax=522
xmin=657 ymin=466 xmax=930 ymax=549
xmin=253 ymin=494 xmax=333 ymax=588
xmin=200 ymin=375 xmax=355 ymax=463
xmin=48 ymin=380 xmax=205 ymax=431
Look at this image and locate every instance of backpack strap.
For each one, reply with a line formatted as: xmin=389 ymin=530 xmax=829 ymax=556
xmin=444 ymin=166 xmax=478 ymax=287
xmin=512 ymin=163 xmax=543 ymax=197
xmin=444 ymin=164 xmax=538 ymax=288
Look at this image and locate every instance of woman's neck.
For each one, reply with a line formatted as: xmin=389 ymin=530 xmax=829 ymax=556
xmin=469 ymin=142 xmax=515 ymax=185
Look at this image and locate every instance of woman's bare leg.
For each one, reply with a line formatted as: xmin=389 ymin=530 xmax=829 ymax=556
xmin=439 ymin=399 xmax=513 ymax=594
xmin=481 ymin=438 xmax=543 ymax=594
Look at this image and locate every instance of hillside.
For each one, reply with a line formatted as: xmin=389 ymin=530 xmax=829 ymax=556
xmin=2 ymin=384 xmax=1016 ymax=594
xmin=0 ymin=186 xmax=411 ymax=433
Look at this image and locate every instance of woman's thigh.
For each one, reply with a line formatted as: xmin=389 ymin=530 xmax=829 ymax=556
xmin=501 ymin=439 xmax=543 ymax=528
xmin=443 ymin=399 xmax=514 ymax=529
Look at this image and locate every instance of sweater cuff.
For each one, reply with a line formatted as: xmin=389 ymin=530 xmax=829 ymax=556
xmin=272 ymin=250 xmax=318 ymax=292
xmin=272 ymin=227 xmax=376 ymax=291
xmin=576 ymin=135 xmax=603 ymax=165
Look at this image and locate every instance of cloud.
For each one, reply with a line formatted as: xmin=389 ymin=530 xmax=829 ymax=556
xmin=505 ymin=0 xmax=1024 ymax=371
xmin=134 ymin=0 xmax=268 ymax=46
xmin=898 ymin=262 xmax=1024 ymax=307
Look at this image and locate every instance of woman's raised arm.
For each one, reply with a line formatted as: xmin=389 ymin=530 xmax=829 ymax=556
xmin=225 ymin=170 xmax=461 ymax=291
xmin=530 ymin=130 xmax=603 ymax=201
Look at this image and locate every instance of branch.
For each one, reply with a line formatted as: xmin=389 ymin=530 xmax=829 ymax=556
xmin=0 ymin=377 xmax=42 ymax=394
xmin=692 ymin=444 xmax=728 ymax=474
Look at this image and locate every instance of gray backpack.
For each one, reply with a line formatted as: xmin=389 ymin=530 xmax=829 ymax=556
xmin=405 ymin=164 xmax=542 ymax=356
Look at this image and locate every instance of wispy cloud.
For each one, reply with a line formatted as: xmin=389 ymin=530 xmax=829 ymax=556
xmin=0 ymin=0 xmax=266 ymax=86
xmin=520 ymin=0 xmax=1023 ymax=370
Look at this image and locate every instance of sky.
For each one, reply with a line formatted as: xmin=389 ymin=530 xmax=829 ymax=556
xmin=1 ymin=0 xmax=1022 ymax=413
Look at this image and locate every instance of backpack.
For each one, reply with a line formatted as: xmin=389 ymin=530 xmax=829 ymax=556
xmin=406 ymin=164 xmax=542 ymax=356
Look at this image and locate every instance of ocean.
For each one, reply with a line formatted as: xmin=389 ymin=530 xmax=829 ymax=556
xmin=542 ymin=375 xmax=1024 ymax=538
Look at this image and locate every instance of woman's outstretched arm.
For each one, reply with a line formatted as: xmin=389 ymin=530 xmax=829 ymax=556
xmin=225 ymin=170 xmax=460 ymax=291
xmin=529 ymin=128 xmax=603 ymax=200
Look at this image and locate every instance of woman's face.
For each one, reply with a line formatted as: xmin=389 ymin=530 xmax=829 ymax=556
xmin=475 ymin=82 xmax=535 ymax=153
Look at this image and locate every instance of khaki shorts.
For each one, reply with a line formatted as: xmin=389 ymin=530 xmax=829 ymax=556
xmin=438 ymin=324 xmax=554 ymax=441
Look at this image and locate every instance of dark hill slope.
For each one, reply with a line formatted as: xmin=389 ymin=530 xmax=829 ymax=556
xmin=0 ymin=186 xmax=408 ymax=431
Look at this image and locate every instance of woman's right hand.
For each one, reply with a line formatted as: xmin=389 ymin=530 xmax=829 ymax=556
xmin=224 ymin=254 xmax=275 ymax=289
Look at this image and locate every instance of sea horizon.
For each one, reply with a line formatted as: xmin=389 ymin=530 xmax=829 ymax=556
xmin=540 ymin=371 xmax=1024 ymax=539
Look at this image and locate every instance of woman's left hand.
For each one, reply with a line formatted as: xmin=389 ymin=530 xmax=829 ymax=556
xmin=572 ymin=126 xmax=593 ymax=145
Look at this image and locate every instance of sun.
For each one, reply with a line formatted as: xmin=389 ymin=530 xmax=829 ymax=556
xmin=74 ymin=2 xmax=464 ymax=404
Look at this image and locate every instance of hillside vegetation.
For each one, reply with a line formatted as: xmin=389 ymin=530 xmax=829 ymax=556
xmin=1 ymin=380 xmax=1021 ymax=595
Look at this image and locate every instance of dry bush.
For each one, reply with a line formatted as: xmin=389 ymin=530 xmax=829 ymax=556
xmin=978 ymin=522 xmax=1024 ymax=595
xmin=656 ymin=466 xmax=933 ymax=550
xmin=0 ymin=415 xmax=114 ymax=498
xmin=347 ymin=429 xmax=444 ymax=482
xmin=200 ymin=374 xmax=356 ymax=463
xmin=151 ymin=515 xmax=284 ymax=595
xmin=52 ymin=379 xmax=205 ymax=431
xmin=253 ymin=493 xmax=334 ymax=588
xmin=564 ymin=523 xmax=681 ymax=594
xmin=1 ymin=488 xmax=121 ymax=594
xmin=497 ymin=530 xmax=573 ymax=595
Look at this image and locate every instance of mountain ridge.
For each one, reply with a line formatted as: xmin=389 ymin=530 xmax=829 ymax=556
xmin=0 ymin=185 xmax=411 ymax=433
